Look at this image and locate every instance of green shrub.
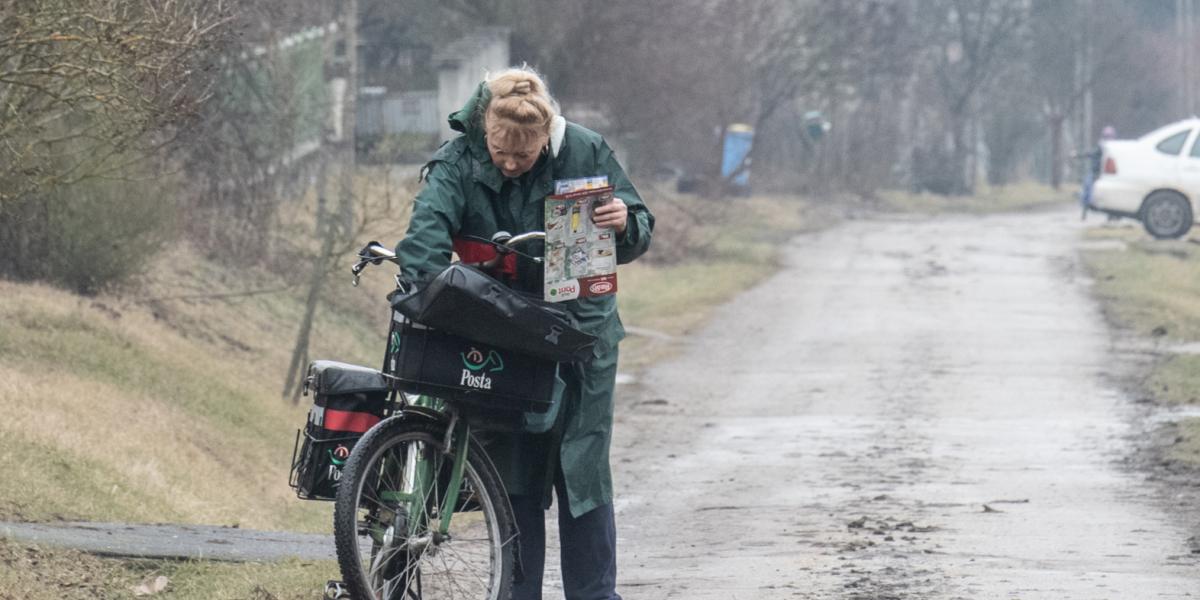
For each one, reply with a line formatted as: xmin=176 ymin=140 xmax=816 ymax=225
xmin=0 ymin=176 xmax=174 ymax=294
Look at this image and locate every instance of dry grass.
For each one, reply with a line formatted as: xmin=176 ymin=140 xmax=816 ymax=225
xmin=1079 ymin=225 xmax=1200 ymax=465
xmin=1083 ymin=226 xmax=1200 ymax=341
xmin=0 ymin=539 xmax=335 ymax=600
xmin=0 ymin=167 xmax=421 ymax=530
xmin=877 ymin=180 xmax=1072 ymax=214
xmin=0 ymin=270 xmax=332 ymax=531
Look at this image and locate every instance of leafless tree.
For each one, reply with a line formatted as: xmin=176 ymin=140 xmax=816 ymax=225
xmin=0 ymin=0 xmax=234 ymax=287
xmin=0 ymin=0 xmax=232 ymax=204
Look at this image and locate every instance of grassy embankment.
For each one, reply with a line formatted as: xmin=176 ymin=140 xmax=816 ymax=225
xmin=1079 ymin=224 xmax=1200 ymax=465
xmin=0 ymin=173 xmax=828 ymax=598
xmin=876 ymin=180 xmax=1071 ymax=214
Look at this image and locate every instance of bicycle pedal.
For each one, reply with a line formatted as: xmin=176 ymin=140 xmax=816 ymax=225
xmin=324 ymin=580 xmax=351 ymax=599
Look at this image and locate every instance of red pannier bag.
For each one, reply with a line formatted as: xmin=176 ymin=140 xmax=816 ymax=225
xmin=289 ymin=361 xmax=391 ymax=501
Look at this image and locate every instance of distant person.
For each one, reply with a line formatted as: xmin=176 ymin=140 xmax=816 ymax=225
xmin=1080 ymin=125 xmax=1117 ymax=216
xmin=1093 ymin=125 xmax=1117 ymax=175
xmin=395 ymin=66 xmax=654 ymax=600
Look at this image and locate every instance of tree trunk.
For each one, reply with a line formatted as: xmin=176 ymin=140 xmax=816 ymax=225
xmin=282 ymin=159 xmax=333 ymax=403
xmin=281 ymin=0 xmax=359 ymax=403
xmin=950 ymin=112 xmax=969 ymax=195
xmin=1049 ymin=114 xmax=1064 ymax=190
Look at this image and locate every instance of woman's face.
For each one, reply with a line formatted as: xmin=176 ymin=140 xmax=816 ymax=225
xmin=486 ymin=126 xmax=548 ymax=178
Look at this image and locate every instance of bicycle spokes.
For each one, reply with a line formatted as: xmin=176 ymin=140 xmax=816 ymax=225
xmin=348 ymin=427 xmax=501 ymax=599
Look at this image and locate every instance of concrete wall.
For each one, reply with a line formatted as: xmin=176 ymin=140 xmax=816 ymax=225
xmin=435 ymin=27 xmax=511 ymax=142
xmin=354 ymin=27 xmax=509 ymax=145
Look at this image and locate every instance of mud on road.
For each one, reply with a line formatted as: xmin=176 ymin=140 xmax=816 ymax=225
xmin=609 ymin=210 xmax=1200 ymax=599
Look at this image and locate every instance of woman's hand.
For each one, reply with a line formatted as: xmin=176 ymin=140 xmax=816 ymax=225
xmin=592 ymin=196 xmax=628 ymax=234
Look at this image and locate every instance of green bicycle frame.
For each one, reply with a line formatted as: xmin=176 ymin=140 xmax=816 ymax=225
xmin=375 ymin=396 xmax=472 ymax=539
xmin=438 ymin=416 xmax=471 ymax=535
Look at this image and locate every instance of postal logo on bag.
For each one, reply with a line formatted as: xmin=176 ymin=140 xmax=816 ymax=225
xmin=461 ymin=347 xmax=505 ymax=390
xmin=326 ymin=444 xmax=352 ymax=484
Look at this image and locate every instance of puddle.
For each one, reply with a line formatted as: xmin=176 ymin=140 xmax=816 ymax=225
xmin=1167 ymin=342 xmax=1200 ymax=355
xmin=1146 ymin=404 xmax=1200 ymax=425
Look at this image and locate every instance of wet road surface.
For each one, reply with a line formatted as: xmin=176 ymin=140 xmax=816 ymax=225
xmin=609 ymin=211 xmax=1200 ymax=599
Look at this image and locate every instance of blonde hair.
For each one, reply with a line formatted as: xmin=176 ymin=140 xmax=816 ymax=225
xmin=484 ymin=67 xmax=558 ymax=147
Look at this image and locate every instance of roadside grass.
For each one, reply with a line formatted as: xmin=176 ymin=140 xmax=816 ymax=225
xmin=0 ymin=167 xmax=414 ymax=531
xmin=0 ymin=539 xmax=334 ymax=600
xmin=143 ymin=557 xmax=336 ymax=600
xmin=877 ymin=180 xmax=1072 ymax=214
xmin=0 ymin=275 xmax=338 ymax=531
xmin=0 ymin=167 xmax=417 ymax=598
xmin=1079 ymin=225 xmax=1200 ymax=465
xmin=1169 ymin=419 xmax=1200 ymax=464
xmin=616 ymin=190 xmax=833 ymax=370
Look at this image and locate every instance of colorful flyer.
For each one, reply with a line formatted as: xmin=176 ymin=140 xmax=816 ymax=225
xmin=544 ymin=177 xmax=618 ymax=302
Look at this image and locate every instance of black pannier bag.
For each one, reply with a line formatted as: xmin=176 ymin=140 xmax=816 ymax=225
xmin=289 ymin=360 xmax=391 ymax=501
xmin=390 ymin=264 xmax=597 ymax=363
xmin=387 ymin=313 xmax=557 ymax=415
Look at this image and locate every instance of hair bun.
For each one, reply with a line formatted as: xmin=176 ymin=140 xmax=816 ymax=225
xmin=497 ymin=78 xmax=534 ymax=98
xmin=485 ymin=67 xmax=558 ymax=134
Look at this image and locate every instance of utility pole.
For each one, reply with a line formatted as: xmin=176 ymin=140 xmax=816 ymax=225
xmin=1081 ymin=0 xmax=1093 ymax=146
xmin=340 ymin=0 xmax=358 ymax=167
xmin=1188 ymin=0 xmax=1194 ymax=116
xmin=282 ymin=0 xmax=359 ymax=403
xmin=1181 ymin=0 xmax=1195 ymax=116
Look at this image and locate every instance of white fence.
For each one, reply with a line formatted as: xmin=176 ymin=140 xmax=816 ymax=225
xmin=358 ymin=90 xmax=440 ymax=136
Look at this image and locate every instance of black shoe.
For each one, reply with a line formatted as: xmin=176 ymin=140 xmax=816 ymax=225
xmin=324 ymin=580 xmax=350 ymax=599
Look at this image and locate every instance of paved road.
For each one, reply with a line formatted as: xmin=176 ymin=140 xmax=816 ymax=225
xmin=0 ymin=521 xmax=334 ymax=561
xmin=609 ymin=210 xmax=1200 ymax=599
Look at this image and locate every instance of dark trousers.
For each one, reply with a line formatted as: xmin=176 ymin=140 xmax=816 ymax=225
xmin=509 ymin=483 xmax=622 ymax=600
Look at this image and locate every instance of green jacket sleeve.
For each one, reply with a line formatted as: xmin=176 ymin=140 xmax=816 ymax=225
xmin=396 ymin=159 xmax=467 ymax=283
xmin=598 ymin=141 xmax=654 ymax=264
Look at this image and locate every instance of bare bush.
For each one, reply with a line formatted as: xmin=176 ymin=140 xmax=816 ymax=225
xmin=0 ymin=0 xmax=234 ymax=288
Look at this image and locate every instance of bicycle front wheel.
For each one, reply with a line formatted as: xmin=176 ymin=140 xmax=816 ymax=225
xmin=333 ymin=418 xmax=515 ymax=600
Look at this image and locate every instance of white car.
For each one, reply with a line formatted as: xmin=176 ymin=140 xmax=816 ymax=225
xmin=1091 ymin=118 xmax=1200 ymax=239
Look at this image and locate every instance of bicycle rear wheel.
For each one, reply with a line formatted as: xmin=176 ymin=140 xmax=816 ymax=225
xmin=333 ymin=417 xmax=515 ymax=600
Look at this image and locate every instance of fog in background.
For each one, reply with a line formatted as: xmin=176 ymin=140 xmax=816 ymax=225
xmin=0 ymin=0 xmax=1191 ymax=291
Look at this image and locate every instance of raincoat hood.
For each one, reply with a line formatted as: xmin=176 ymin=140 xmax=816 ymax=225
xmin=447 ymin=81 xmax=567 ymax=158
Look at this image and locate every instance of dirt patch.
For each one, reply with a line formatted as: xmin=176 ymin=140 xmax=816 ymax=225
xmin=0 ymin=540 xmax=142 ymax=599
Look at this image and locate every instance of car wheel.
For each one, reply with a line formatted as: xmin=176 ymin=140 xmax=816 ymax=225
xmin=1140 ymin=191 xmax=1194 ymax=239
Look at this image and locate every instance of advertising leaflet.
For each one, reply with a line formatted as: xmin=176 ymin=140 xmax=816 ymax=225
xmin=543 ymin=176 xmax=618 ymax=302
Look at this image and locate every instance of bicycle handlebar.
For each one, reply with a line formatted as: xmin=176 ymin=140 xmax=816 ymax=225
xmin=350 ymin=231 xmax=546 ymax=286
xmin=492 ymin=231 xmax=546 ymax=248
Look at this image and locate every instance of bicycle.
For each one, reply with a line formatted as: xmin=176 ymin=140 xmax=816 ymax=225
xmin=291 ymin=231 xmax=592 ymax=600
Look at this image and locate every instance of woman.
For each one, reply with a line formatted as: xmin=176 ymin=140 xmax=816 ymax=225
xmin=395 ymin=67 xmax=654 ymax=600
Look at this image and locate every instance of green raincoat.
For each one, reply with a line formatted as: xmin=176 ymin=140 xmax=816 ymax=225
xmin=395 ymin=82 xmax=654 ymax=517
